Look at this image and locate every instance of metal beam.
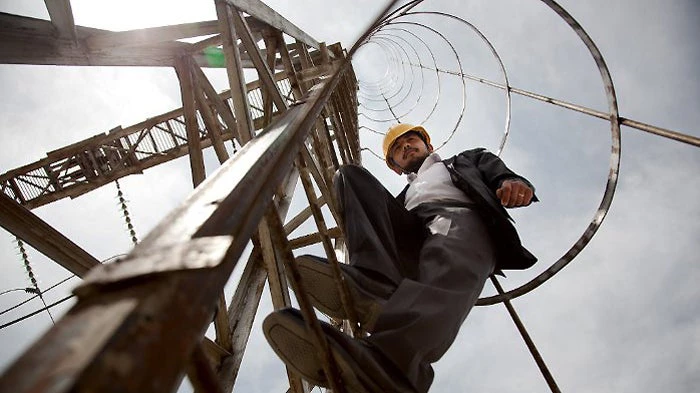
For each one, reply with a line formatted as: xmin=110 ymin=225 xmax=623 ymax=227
xmin=176 ymin=57 xmax=207 ymax=187
xmin=85 ymin=20 xmax=220 ymax=50
xmin=192 ymin=62 xmax=242 ymax=146
xmin=223 ymin=0 xmax=321 ymax=49
xmin=216 ymin=1 xmax=255 ymax=144
xmin=193 ymin=67 xmax=231 ymax=164
xmin=43 ymin=0 xmax=76 ymax=40
xmin=0 ymin=12 xmax=254 ymax=68
xmin=232 ymin=9 xmax=288 ymax=112
xmin=0 ymin=193 xmax=100 ymax=277
xmin=0 ymin=13 xmax=184 ymax=67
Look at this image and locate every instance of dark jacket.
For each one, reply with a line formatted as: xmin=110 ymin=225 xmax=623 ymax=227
xmin=396 ymin=148 xmax=538 ymax=271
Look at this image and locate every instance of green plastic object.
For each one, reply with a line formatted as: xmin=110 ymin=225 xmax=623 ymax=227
xmin=203 ymin=47 xmax=225 ymax=67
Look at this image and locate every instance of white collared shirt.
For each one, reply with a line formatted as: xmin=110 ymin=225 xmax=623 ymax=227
xmin=404 ymin=153 xmax=472 ymax=210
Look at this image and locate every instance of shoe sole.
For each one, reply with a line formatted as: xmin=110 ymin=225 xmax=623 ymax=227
xmin=263 ymin=309 xmax=382 ymax=393
xmin=296 ymin=256 xmax=350 ymax=321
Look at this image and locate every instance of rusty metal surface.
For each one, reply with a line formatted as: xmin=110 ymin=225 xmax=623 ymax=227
xmin=74 ymin=236 xmax=233 ymax=297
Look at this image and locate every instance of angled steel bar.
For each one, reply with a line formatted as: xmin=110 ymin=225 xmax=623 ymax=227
xmin=195 ymin=74 xmax=235 ymax=352
xmin=250 ymin=63 xmax=303 ymax=389
xmin=0 ymin=13 xmax=201 ymax=68
xmin=0 ymin=193 xmax=100 ymax=277
xmin=214 ymin=63 xmax=352 ymax=392
xmin=412 ymin=64 xmax=700 ymax=148
xmin=192 ymin=65 xmax=231 ymax=163
xmin=336 ymin=75 xmax=361 ymax=162
xmin=213 ymin=293 xmax=233 ymax=351
xmin=295 ymin=40 xmax=315 ymax=93
xmin=258 ymin=210 xmax=308 ymax=393
xmin=190 ymin=58 xmax=245 ymax=360
xmin=490 ymin=276 xmax=561 ymax=393
xmin=262 ymin=34 xmax=280 ymax=126
xmin=300 ymin=145 xmax=342 ymax=226
xmin=266 ymin=202 xmax=347 ymax=393
xmin=202 ymin=336 xmax=232 ymax=365
xmin=274 ymin=30 xmax=304 ymax=100
xmin=191 ymin=63 xmax=242 ymax=147
xmin=296 ymin=154 xmax=360 ymax=335
xmin=318 ymin=115 xmax=341 ymax=171
xmin=176 ymin=57 xmax=207 ymax=187
xmin=217 ymin=249 xmax=267 ymax=393
xmin=186 ymin=343 xmax=225 ymax=393
xmin=283 ymin=196 xmax=324 ymax=235
xmin=257 ymin=214 xmax=291 ymax=308
xmin=216 ymin=1 xmax=255 ymax=144
xmin=288 ymin=227 xmax=342 ymax=249
xmin=309 ymin=119 xmax=336 ymax=187
xmin=231 ymin=9 xmax=288 ymax=112
xmin=329 ymin=97 xmax=353 ymax=165
xmin=222 ymin=0 xmax=321 ymax=50
xmin=85 ymin=20 xmax=220 ymax=50
xmin=43 ymin=0 xmax=76 ymax=40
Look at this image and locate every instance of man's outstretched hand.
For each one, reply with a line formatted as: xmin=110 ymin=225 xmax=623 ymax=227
xmin=496 ymin=179 xmax=534 ymax=208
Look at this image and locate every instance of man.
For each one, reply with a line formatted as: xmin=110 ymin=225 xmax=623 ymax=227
xmin=263 ymin=124 xmax=538 ymax=392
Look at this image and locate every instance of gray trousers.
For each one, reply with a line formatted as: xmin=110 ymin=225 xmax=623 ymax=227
xmin=335 ymin=165 xmax=496 ymax=393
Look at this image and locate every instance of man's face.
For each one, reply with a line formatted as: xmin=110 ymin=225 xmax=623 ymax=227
xmin=388 ymin=131 xmax=434 ymax=175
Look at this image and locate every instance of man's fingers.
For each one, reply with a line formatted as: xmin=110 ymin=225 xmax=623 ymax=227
xmin=512 ymin=184 xmax=533 ymax=207
xmin=507 ymin=186 xmax=520 ymax=207
xmin=498 ymin=183 xmax=512 ymax=206
xmin=499 ymin=180 xmax=534 ymax=207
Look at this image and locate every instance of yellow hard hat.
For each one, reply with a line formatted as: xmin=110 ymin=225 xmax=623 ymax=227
xmin=382 ymin=123 xmax=431 ymax=168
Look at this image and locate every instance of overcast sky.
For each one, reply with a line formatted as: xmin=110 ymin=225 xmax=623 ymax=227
xmin=0 ymin=1 xmax=698 ymax=392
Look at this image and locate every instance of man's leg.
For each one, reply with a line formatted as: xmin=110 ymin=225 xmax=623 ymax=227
xmin=266 ymin=164 xmax=426 ymax=392
xmin=368 ymin=204 xmax=496 ymax=393
xmin=333 ymin=164 xmax=424 ymax=288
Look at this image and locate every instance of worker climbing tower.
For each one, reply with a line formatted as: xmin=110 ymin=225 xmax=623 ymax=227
xmin=0 ymin=0 xmax=698 ymax=392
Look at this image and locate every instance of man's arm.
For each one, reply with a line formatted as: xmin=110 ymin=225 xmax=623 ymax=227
xmin=466 ymin=148 xmax=538 ymax=208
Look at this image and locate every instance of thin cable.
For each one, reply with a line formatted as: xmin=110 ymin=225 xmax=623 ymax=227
xmin=0 ymin=294 xmax=74 ymax=330
xmin=0 ymin=254 xmax=119 ymax=318
xmin=0 ymin=275 xmax=75 ymax=317
xmin=382 ymin=93 xmax=400 ymax=122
